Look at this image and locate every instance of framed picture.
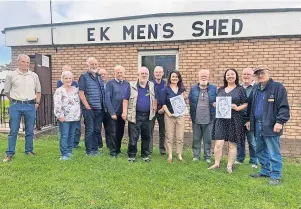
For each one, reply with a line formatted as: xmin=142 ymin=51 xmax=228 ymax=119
xmin=216 ymin=96 xmax=232 ymax=119
xmin=170 ymin=95 xmax=187 ymax=117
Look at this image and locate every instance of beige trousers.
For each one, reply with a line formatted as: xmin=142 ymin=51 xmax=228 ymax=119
xmin=164 ymin=114 xmax=185 ymax=155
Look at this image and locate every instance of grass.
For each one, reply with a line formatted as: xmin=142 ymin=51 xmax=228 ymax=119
xmin=0 ymin=134 xmax=300 ymax=209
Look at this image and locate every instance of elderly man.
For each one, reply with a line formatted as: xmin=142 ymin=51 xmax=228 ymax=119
xmin=98 ymin=68 xmax=111 ymax=150
xmin=189 ymin=69 xmax=216 ymax=163
xmin=3 ymin=54 xmax=41 ymax=162
xmin=248 ymin=65 xmax=290 ymax=185
xmin=56 ymin=65 xmax=81 ymax=149
xmin=235 ymin=68 xmax=257 ymax=167
xmin=122 ymin=67 xmax=156 ymax=163
xmin=78 ymin=57 xmax=105 ymax=156
xmin=105 ymin=65 xmax=129 ymax=157
xmin=149 ymin=66 xmax=166 ymax=155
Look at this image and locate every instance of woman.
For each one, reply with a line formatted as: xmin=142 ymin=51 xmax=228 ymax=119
xmin=161 ymin=71 xmax=187 ymax=163
xmin=209 ymin=68 xmax=248 ymax=173
xmin=54 ymin=71 xmax=81 ymax=160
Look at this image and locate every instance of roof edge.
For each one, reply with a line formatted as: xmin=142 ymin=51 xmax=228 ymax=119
xmin=3 ymin=8 xmax=301 ymax=33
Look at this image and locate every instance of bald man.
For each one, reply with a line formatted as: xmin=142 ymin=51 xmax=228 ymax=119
xmin=235 ymin=68 xmax=258 ymax=167
xmin=122 ymin=67 xmax=156 ymax=163
xmin=78 ymin=57 xmax=105 ymax=156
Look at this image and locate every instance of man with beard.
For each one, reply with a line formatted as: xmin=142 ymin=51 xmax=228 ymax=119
xmin=78 ymin=57 xmax=105 ymax=156
xmin=189 ymin=69 xmax=216 ymax=163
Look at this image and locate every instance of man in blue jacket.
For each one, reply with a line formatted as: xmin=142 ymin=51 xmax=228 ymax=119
xmin=78 ymin=57 xmax=106 ymax=156
xmin=105 ymin=65 xmax=129 ymax=158
xmin=189 ymin=69 xmax=216 ymax=163
xmin=247 ymin=65 xmax=290 ymax=185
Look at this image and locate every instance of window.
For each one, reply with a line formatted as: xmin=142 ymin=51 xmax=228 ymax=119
xmin=138 ymin=50 xmax=179 ymax=80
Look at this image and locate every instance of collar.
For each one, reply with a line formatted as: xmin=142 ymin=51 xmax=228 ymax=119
xmin=153 ymin=79 xmax=163 ymax=85
xmin=137 ymin=80 xmax=149 ymax=89
xmin=115 ymin=78 xmax=123 ymax=83
xmin=16 ymin=68 xmax=30 ymax=75
xmin=257 ymin=78 xmax=272 ymax=91
xmin=242 ymin=81 xmax=255 ymax=89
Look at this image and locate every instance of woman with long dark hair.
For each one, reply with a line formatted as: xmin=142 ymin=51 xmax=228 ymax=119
xmin=161 ymin=71 xmax=187 ymax=163
xmin=209 ymin=68 xmax=248 ymax=173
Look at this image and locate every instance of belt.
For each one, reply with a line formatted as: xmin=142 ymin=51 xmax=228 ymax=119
xmin=11 ymin=99 xmax=35 ymax=104
xmin=136 ymin=111 xmax=150 ymax=116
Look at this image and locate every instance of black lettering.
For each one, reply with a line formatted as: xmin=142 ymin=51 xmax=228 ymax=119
xmin=123 ymin=25 xmax=135 ymax=40
xmin=163 ymin=23 xmax=174 ymax=39
xmin=87 ymin=28 xmax=95 ymax=41
xmin=192 ymin=21 xmax=204 ymax=37
xmin=100 ymin=27 xmax=110 ymax=41
xmin=218 ymin=19 xmax=228 ymax=36
xmin=148 ymin=24 xmax=158 ymax=39
xmin=206 ymin=20 xmax=217 ymax=36
xmin=232 ymin=19 xmax=243 ymax=35
xmin=137 ymin=25 xmax=146 ymax=39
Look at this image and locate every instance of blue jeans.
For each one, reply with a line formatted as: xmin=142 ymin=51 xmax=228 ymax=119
xmin=58 ymin=121 xmax=77 ymax=156
xmin=82 ymin=109 xmax=104 ymax=154
xmin=255 ymin=121 xmax=282 ymax=179
xmin=6 ymin=103 xmax=36 ymax=156
xmin=237 ymin=126 xmax=257 ymax=164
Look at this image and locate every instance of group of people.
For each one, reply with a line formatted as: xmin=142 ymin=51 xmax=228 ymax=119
xmin=3 ymin=54 xmax=290 ymax=186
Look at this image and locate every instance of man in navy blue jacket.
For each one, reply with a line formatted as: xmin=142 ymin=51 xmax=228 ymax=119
xmin=78 ymin=57 xmax=106 ymax=156
xmin=105 ymin=65 xmax=129 ymax=157
xmin=189 ymin=69 xmax=216 ymax=163
xmin=247 ymin=65 xmax=290 ymax=185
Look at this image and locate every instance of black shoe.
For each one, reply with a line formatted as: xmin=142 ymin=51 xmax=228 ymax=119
xmin=128 ymin=157 xmax=136 ymax=163
xmin=250 ymin=173 xmax=270 ymax=178
xmin=142 ymin=157 xmax=151 ymax=163
xmin=73 ymin=145 xmax=81 ymax=149
xmin=268 ymin=178 xmax=281 ymax=186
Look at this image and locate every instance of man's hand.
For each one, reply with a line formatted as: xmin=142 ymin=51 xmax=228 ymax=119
xmin=122 ymin=112 xmax=127 ymax=121
xmin=85 ymin=105 xmax=91 ymax=110
xmin=245 ymin=121 xmax=251 ymax=131
xmin=153 ymin=105 xmax=157 ymax=113
xmin=111 ymin=115 xmax=117 ymax=120
xmin=35 ymin=104 xmax=39 ymax=110
xmin=58 ymin=117 xmax=65 ymax=123
xmin=158 ymin=108 xmax=164 ymax=114
xmin=273 ymin=123 xmax=283 ymax=133
xmin=213 ymin=102 xmax=216 ymax=108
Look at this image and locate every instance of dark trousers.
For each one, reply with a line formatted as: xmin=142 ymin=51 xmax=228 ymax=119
xmin=83 ymin=109 xmax=104 ymax=154
xmin=73 ymin=120 xmax=81 ymax=147
xmin=150 ymin=112 xmax=166 ymax=154
xmin=98 ymin=112 xmax=111 ymax=149
xmin=108 ymin=115 xmax=125 ymax=156
xmin=128 ymin=112 xmax=151 ymax=158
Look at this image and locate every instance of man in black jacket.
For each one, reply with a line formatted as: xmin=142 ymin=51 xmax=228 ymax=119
xmin=247 ymin=65 xmax=290 ymax=185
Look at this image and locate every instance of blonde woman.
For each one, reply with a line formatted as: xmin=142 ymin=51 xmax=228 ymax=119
xmin=54 ymin=71 xmax=81 ymax=160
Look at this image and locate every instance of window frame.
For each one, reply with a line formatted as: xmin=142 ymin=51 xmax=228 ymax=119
xmin=138 ymin=50 xmax=179 ymax=73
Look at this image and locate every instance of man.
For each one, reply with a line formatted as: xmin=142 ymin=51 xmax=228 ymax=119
xmin=56 ymin=65 xmax=81 ymax=149
xmin=149 ymin=66 xmax=166 ymax=155
xmin=105 ymin=65 xmax=129 ymax=157
xmin=122 ymin=67 xmax=156 ymax=163
xmin=3 ymin=54 xmax=41 ymax=162
xmin=235 ymin=68 xmax=257 ymax=167
xmin=247 ymin=65 xmax=290 ymax=185
xmin=98 ymin=68 xmax=111 ymax=150
xmin=78 ymin=57 xmax=105 ymax=156
xmin=189 ymin=69 xmax=216 ymax=163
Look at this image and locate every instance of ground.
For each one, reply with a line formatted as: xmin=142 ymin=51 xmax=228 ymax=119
xmin=0 ymin=134 xmax=300 ymax=209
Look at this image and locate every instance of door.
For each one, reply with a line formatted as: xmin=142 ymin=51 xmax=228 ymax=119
xmin=34 ymin=53 xmax=53 ymax=129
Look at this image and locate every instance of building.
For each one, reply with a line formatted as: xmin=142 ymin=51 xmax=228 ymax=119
xmin=2 ymin=8 xmax=301 ymax=156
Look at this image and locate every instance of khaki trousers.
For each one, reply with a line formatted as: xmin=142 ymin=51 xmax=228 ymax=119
xmin=164 ymin=114 xmax=185 ymax=155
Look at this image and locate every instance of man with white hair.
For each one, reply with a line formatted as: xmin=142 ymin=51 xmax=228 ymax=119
xmin=235 ymin=68 xmax=257 ymax=168
xmin=105 ymin=65 xmax=129 ymax=157
xmin=3 ymin=54 xmax=41 ymax=162
xmin=98 ymin=68 xmax=111 ymax=150
xmin=149 ymin=66 xmax=166 ymax=155
xmin=188 ymin=69 xmax=216 ymax=163
xmin=78 ymin=57 xmax=105 ymax=156
xmin=122 ymin=67 xmax=156 ymax=163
